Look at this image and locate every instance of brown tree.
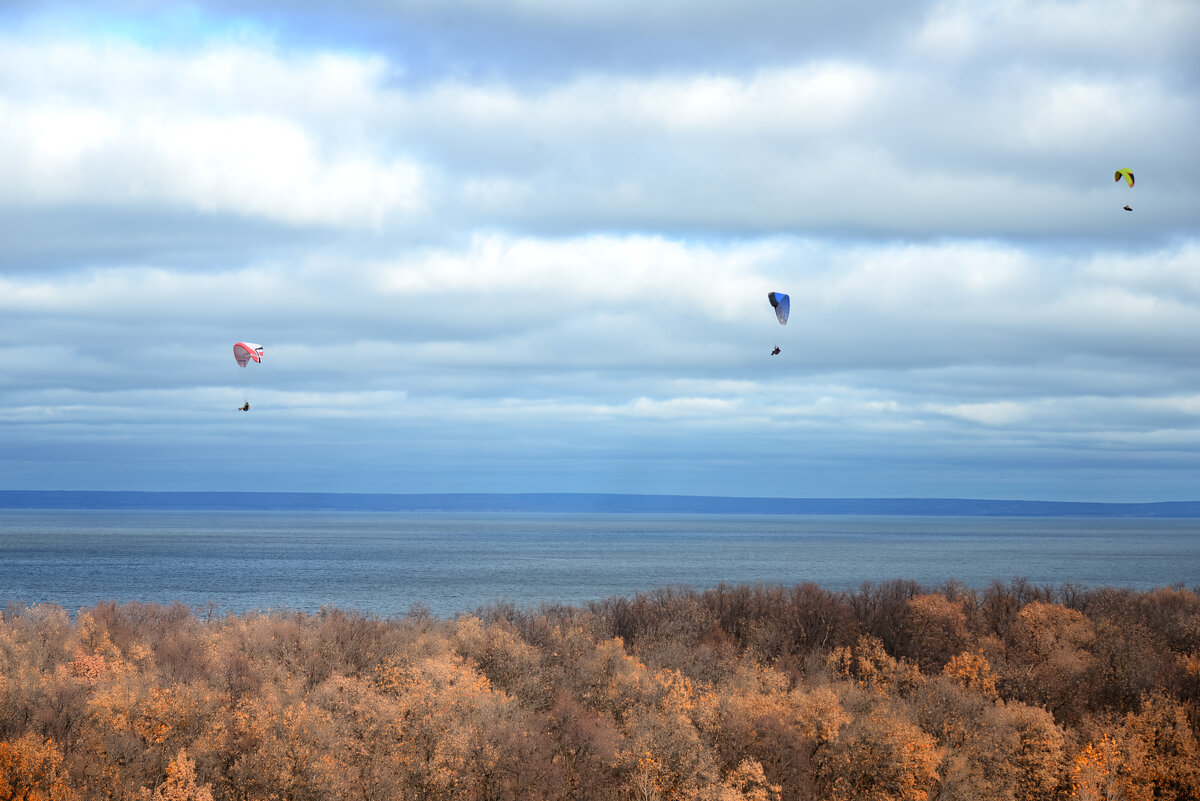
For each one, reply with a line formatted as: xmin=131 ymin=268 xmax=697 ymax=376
xmin=0 ymin=731 xmax=80 ymax=801
xmin=1007 ymin=601 xmax=1096 ymax=719
xmin=901 ymin=594 xmax=970 ymax=673
xmin=1118 ymin=692 xmax=1200 ymax=800
xmin=814 ymin=701 xmax=941 ymax=801
xmin=150 ymin=749 xmax=213 ymax=801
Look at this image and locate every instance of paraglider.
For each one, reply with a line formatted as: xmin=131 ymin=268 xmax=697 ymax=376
xmin=767 ymin=292 xmax=789 ymax=355
xmin=233 ymin=342 xmax=263 ymax=410
xmin=768 ymin=292 xmax=790 ymax=325
xmin=1115 ymin=168 xmax=1134 ymax=210
xmin=233 ymin=342 xmax=263 ymax=367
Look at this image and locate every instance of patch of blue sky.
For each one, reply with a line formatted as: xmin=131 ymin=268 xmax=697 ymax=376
xmin=7 ymin=3 xmax=266 ymax=49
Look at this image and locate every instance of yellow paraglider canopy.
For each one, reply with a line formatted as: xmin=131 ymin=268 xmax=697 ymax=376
xmin=1114 ymin=168 xmax=1134 ymax=188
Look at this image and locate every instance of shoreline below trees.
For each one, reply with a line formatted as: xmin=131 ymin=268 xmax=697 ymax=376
xmin=2 ymin=580 xmax=1198 ymax=799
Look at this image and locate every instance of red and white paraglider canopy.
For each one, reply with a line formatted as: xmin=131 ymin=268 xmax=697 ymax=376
xmin=233 ymin=342 xmax=263 ymax=367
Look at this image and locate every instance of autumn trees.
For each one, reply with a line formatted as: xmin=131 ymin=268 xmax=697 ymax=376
xmin=0 ymin=581 xmax=1197 ymax=800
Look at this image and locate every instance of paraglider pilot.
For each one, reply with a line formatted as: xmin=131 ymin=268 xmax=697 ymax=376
xmin=232 ymin=343 xmax=262 ymax=413
xmin=767 ymin=292 xmax=789 ymax=356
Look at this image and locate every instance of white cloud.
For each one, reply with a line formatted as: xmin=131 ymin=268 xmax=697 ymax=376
xmin=927 ymin=400 xmax=1031 ymax=426
xmin=373 ymin=233 xmax=772 ymax=331
xmin=0 ymin=39 xmax=424 ymax=228
xmin=3 ymin=19 xmax=1197 ymax=243
xmin=912 ymin=0 xmax=1200 ymax=65
xmin=591 ymin=63 xmax=879 ymax=132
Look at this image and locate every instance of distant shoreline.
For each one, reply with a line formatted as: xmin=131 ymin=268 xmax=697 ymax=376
xmin=2 ymin=490 xmax=1199 ymax=517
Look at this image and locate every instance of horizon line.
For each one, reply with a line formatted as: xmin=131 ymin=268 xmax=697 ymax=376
xmin=1 ymin=490 xmax=1198 ymax=517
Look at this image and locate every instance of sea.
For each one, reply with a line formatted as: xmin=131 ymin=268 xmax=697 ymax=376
xmin=1 ymin=510 xmax=1197 ymax=618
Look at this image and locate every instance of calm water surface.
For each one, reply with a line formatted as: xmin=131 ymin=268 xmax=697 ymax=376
xmin=1 ymin=511 xmax=1197 ymax=617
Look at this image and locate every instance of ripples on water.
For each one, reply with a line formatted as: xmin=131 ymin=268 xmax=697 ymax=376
xmin=1 ymin=510 xmax=1197 ymax=617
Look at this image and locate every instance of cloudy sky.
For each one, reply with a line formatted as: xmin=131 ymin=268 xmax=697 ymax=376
xmin=1 ymin=0 xmax=1198 ymax=501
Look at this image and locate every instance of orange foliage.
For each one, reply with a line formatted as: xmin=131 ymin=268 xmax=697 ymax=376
xmin=150 ymin=749 xmax=213 ymax=801
xmin=817 ymin=708 xmax=942 ymax=801
xmin=1069 ymin=733 xmax=1151 ymax=801
xmin=722 ymin=757 xmax=781 ymax=801
xmin=0 ymin=584 xmax=1195 ymax=801
xmin=0 ymin=731 xmax=79 ymax=801
xmin=65 ymin=651 xmax=106 ymax=683
xmin=942 ymin=649 xmax=998 ymax=698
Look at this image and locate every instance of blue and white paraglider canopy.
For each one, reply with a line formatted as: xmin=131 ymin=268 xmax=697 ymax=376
xmin=767 ymin=292 xmax=790 ymax=325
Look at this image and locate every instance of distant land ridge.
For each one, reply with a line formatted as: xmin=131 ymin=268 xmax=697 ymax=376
xmin=1 ymin=491 xmax=1198 ymax=517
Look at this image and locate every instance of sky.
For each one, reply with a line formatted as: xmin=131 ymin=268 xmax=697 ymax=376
xmin=1 ymin=0 xmax=1198 ymax=501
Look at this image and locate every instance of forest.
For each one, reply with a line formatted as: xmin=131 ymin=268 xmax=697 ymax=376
xmin=1 ymin=580 xmax=1198 ymax=800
